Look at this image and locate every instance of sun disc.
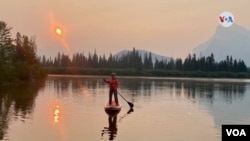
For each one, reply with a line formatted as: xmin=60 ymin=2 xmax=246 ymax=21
xmin=55 ymin=27 xmax=63 ymax=36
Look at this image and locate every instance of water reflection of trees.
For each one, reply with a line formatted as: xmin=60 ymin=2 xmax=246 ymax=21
xmin=118 ymin=78 xmax=247 ymax=104
xmin=183 ymin=81 xmax=246 ymax=103
xmin=46 ymin=76 xmax=247 ymax=104
xmin=0 ymin=82 xmax=45 ymax=140
xmin=47 ymin=76 xmax=107 ymax=99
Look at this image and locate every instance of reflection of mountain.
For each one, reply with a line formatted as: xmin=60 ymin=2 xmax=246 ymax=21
xmin=0 ymin=82 xmax=45 ymax=140
xmin=180 ymin=81 xmax=250 ymax=126
xmin=120 ymin=78 xmax=250 ymax=128
xmin=208 ymin=92 xmax=250 ymax=127
xmin=193 ymin=24 xmax=250 ymax=66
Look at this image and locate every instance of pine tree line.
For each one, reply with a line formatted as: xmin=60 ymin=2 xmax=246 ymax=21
xmin=0 ymin=21 xmax=46 ymax=84
xmin=155 ymin=53 xmax=247 ymax=72
xmin=40 ymin=48 xmax=248 ymax=73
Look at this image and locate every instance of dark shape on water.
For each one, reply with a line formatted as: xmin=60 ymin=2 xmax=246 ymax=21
xmin=127 ymin=108 xmax=134 ymax=114
xmin=102 ymin=106 xmax=134 ymax=140
xmin=101 ymin=115 xmax=118 ymax=141
xmin=0 ymin=81 xmax=45 ymax=140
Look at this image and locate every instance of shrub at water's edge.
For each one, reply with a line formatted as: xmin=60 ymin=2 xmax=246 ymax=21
xmin=0 ymin=21 xmax=47 ymax=85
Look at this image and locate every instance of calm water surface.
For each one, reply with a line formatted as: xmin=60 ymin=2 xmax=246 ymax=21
xmin=1 ymin=75 xmax=250 ymax=141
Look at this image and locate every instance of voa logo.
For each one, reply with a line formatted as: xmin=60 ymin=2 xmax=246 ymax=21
xmin=219 ymin=11 xmax=234 ymax=27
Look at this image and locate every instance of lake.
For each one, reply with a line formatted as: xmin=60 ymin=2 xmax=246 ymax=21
xmin=1 ymin=75 xmax=250 ymax=141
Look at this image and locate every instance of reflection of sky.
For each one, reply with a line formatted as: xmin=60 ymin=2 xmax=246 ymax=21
xmin=4 ymin=76 xmax=250 ymax=141
xmin=47 ymin=76 xmax=250 ymax=129
xmin=120 ymin=77 xmax=250 ymax=129
xmin=45 ymin=76 xmax=214 ymax=140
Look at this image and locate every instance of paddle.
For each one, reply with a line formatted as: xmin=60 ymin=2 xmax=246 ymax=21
xmin=117 ymin=91 xmax=134 ymax=108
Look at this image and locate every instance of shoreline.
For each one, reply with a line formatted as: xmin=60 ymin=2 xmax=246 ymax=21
xmin=44 ymin=67 xmax=250 ymax=79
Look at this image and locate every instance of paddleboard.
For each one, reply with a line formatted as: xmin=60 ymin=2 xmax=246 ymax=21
xmin=104 ymin=101 xmax=121 ymax=116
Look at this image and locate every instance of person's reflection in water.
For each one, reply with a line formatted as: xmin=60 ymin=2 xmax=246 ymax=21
xmin=101 ymin=108 xmax=134 ymax=140
xmin=102 ymin=114 xmax=118 ymax=140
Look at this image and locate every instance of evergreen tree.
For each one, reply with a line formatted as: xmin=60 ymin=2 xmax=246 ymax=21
xmin=206 ymin=53 xmax=215 ymax=71
xmin=148 ymin=52 xmax=153 ymax=69
xmin=175 ymin=58 xmax=182 ymax=71
xmin=166 ymin=58 xmax=175 ymax=70
xmin=0 ymin=21 xmax=46 ymax=83
xmin=183 ymin=54 xmax=192 ymax=71
xmin=0 ymin=21 xmax=15 ymax=81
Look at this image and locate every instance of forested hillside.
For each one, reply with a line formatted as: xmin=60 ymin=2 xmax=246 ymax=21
xmin=0 ymin=21 xmax=46 ymax=84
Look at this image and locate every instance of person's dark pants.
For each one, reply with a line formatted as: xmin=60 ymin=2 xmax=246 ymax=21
xmin=109 ymin=89 xmax=119 ymax=105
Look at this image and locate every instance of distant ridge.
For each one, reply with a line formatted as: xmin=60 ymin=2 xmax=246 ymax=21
xmin=115 ymin=49 xmax=171 ymax=63
xmin=193 ymin=24 xmax=250 ymax=66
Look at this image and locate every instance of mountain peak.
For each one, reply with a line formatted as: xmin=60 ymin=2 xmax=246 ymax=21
xmin=193 ymin=24 xmax=250 ymax=66
xmin=214 ymin=24 xmax=250 ymax=39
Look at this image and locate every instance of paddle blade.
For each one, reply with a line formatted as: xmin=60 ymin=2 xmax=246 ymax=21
xmin=128 ymin=102 xmax=134 ymax=108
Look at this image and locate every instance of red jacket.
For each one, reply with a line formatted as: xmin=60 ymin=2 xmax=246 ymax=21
xmin=105 ymin=78 xmax=118 ymax=90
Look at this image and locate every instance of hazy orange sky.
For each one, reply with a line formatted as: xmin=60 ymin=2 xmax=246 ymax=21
xmin=1 ymin=0 xmax=250 ymax=58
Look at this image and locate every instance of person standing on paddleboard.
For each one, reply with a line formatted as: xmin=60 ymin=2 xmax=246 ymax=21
xmin=103 ymin=73 xmax=119 ymax=106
